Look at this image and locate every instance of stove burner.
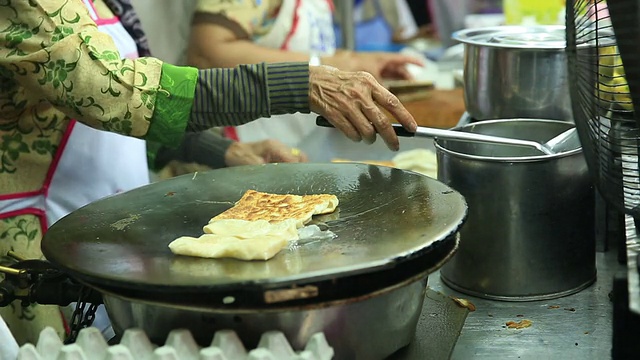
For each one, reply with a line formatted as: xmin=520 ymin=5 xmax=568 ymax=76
xmin=17 ymin=327 xmax=334 ymax=360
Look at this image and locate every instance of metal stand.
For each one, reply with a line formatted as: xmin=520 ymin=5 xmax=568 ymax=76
xmin=612 ymin=215 xmax=640 ymax=359
xmin=612 ymin=270 xmax=640 ymax=359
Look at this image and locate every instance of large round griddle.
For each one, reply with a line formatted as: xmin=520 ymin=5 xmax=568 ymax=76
xmin=42 ymin=163 xmax=467 ymax=295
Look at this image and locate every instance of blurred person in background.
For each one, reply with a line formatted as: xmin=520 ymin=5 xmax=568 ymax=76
xmin=187 ymin=0 xmax=424 ymax=148
xmin=333 ymin=0 xmax=433 ymax=51
xmin=406 ymin=0 xmax=432 ymax=28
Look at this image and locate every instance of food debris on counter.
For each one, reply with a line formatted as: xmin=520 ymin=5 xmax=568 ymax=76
xmin=452 ymin=297 xmax=476 ymax=312
xmin=516 ymin=314 xmax=524 ymax=318
xmin=564 ymin=307 xmax=576 ymax=312
xmin=548 ymin=305 xmax=560 ymax=309
xmin=505 ymin=319 xmax=533 ymax=329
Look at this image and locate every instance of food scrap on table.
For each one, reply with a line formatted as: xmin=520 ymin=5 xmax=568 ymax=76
xmin=506 ymin=319 xmax=533 ymax=329
xmin=452 ymin=297 xmax=476 ymax=312
xmin=168 ymin=190 xmax=339 ymax=261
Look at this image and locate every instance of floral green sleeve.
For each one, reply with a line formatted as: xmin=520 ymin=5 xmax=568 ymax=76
xmin=0 ymin=0 xmax=190 ymax=146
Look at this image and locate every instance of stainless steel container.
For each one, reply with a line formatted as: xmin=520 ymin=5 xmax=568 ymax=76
xmin=436 ymin=119 xmax=596 ymax=301
xmin=102 ymin=275 xmax=429 ymax=360
xmin=453 ymin=26 xmax=572 ymax=121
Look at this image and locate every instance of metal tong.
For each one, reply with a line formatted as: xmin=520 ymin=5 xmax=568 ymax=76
xmin=315 ymin=116 xmax=579 ymax=155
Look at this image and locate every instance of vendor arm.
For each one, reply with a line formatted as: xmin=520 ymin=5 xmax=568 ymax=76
xmin=0 ymin=0 xmax=310 ymax=147
xmin=0 ymin=0 xmax=418 ymax=152
xmin=148 ymin=131 xmax=233 ymax=171
xmin=148 ymin=131 xmax=308 ymax=172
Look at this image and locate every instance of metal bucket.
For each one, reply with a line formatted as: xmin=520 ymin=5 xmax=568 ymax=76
xmin=436 ymin=119 xmax=596 ymax=301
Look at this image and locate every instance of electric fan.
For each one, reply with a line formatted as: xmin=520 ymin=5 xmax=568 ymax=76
xmin=566 ymin=0 xmax=640 ymax=217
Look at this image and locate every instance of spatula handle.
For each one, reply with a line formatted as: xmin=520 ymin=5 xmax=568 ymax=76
xmin=316 ymin=116 xmax=551 ymax=154
xmin=316 ymin=116 xmax=417 ymax=137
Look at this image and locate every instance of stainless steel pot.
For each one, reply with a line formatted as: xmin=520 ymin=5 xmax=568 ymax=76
xmin=436 ymin=119 xmax=596 ymax=301
xmin=454 ymin=26 xmax=573 ymax=121
xmin=101 ymin=274 xmax=430 ymax=360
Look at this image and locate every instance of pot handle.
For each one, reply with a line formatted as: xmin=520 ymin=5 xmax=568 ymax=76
xmin=315 ymin=116 xmax=417 ymax=138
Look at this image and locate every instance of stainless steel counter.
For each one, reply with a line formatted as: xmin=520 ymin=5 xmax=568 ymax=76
xmin=429 ymin=251 xmax=615 ymax=360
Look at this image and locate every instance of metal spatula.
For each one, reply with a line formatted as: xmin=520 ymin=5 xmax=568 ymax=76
xmin=316 ymin=117 xmax=580 ymax=155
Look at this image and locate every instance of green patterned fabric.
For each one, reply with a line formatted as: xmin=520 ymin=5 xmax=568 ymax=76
xmin=0 ymin=0 xmax=166 ymax=344
xmin=148 ymin=63 xmax=198 ymax=146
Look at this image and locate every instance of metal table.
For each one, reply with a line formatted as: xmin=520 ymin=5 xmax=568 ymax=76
xmin=430 ymin=251 xmax=615 ymax=360
xmin=388 ymin=250 xmax=615 ymax=360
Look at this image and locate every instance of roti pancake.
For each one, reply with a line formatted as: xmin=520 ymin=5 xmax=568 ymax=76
xmin=203 ymin=219 xmax=299 ymax=241
xmin=211 ymin=190 xmax=339 ymax=228
xmin=168 ymin=234 xmax=287 ymax=261
xmin=169 ymin=190 xmax=339 ymax=261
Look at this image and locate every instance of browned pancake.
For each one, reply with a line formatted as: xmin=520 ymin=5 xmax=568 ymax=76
xmin=211 ymin=190 xmax=339 ymax=228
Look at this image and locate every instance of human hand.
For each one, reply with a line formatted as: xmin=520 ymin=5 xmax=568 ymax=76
xmin=308 ymin=65 xmax=417 ymax=151
xmin=224 ymin=140 xmax=308 ymax=167
xmin=326 ymin=50 xmax=423 ymax=80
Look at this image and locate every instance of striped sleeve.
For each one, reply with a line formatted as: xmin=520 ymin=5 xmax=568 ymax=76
xmin=267 ymin=63 xmax=310 ymax=115
xmin=188 ymin=62 xmax=310 ymax=130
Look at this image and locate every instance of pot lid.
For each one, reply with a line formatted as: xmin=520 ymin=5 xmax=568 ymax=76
xmin=453 ymin=25 xmax=567 ymax=49
xmin=41 ymin=163 xmax=467 ymax=295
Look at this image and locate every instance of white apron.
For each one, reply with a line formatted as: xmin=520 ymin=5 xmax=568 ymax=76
xmin=0 ymin=0 xmax=149 ymax=340
xmin=231 ymin=0 xmax=336 ymax=148
xmin=49 ymin=0 xmax=149 ymax=229
xmin=0 ymin=315 xmax=18 ymax=360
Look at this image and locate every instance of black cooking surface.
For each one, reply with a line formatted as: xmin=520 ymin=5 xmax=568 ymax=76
xmin=42 ymin=163 xmax=467 ymax=294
